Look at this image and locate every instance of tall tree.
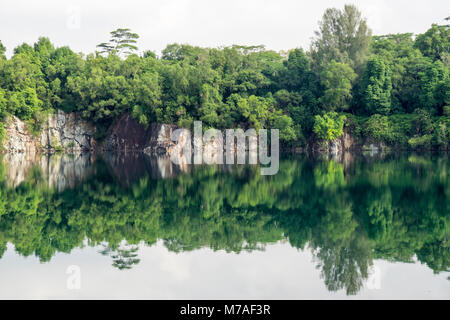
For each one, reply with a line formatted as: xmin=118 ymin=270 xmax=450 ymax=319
xmin=311 ymin=4 xmax=372 ymax=74
xmin=279 ymin=48 xmax=317 ymax=93
xmin=97 ymin=28 xmax=139 ymax=57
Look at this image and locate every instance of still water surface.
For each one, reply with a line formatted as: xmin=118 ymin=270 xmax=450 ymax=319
xmin=0 ymin=152 xmax=448 ymax=299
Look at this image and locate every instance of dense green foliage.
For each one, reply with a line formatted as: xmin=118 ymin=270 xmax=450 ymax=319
xmin=0 ymin=5 xmax=448 ymax=147
xmin=360 ymin=57 xmax=392 ymax=115
xmin=313 ymin=112 xmax=346 ymax=141
xmin=0 ymin=153 xmax=448 ymax=295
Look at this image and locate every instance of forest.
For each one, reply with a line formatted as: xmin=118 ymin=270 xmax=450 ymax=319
xmin=0 ymin=4 xmax=449 ymax=149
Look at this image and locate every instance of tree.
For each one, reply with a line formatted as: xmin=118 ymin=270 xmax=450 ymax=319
xmin=161 ymin=43 xmax=207 ymax=62
xmin=279 ymin=48 xmax=317 ymax=93
xmin=198 ymin=83 xmax=222 ymax=127
xmin=0 ymin=41 xmax=6 ymax=60
xmin=97 ymin=28 xmax=139 ymax=57
xmin=360 ymin=56 xmax=392 ymax=115
xmin=414 ymin=24 xmax=450 ymax=62
xmin=45 ymin=46 xmax=84 ymax=112
xmin=415 ymin=59 xmax=448 ymax=115
xmin=271 ymin=112 xmax=297 ymax=142
xmin=100 ymin=243 xmax=141 ymax=270
xmin=369 ymin=34 xmax=422 ymax=113
xmin=364 ymin=114 xmax=392 ymax=142
xmin=412 ymin=108 xmax=434 ymax=135
xmin=320 ymin=60 xmax=357 ymax=111
xmin=311 ymin=4 xmax=372 ymax=73
xmin=0 ymin=88 xmax=7 ymax=119
xmin=234 ymin=95 xmax=271 ymax=131
xmin=7 ymin=87 xmax=42 ymax=120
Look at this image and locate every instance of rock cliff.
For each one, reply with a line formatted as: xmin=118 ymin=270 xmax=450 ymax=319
xmin=103 ymin=113 xmax=177 ymax=154
xmin=4 ymin=110 xmax=382 ymax=156
xmin=4 ymin=110 xmax=96 ymax=153
xmin=311 ymin=128 xmax=389 ymax=155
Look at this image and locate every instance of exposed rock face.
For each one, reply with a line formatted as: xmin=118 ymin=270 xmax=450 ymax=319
xmin=7 ymin=110 xmax=365 ymax=157
xmin=313 ymin=129 xmax=359 ymax=155
xmin=41 ymin=110 xmax=96 ymax=152
xmin=361 ymin=139 xmax=388 ymax=154
xmin=3 ymin=111 xmax=228 ymax=158
xmin=103 ymin=113 xmax=225 ymax=164
xmin=4 ymin=118 xmax=40 ymax=154
xmin=4 ymin=110 xmax=96 ymax=154
xmin=331 ymin=129 xmax=359 ymax=154
xmin=103 ymin=113 xmax=177 ymax=154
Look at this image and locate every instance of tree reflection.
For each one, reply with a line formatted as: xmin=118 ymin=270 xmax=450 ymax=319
xmin=0 ymin=153 xmax=448 ymax=295
xmin=100 ymin=242 xmax=141 ymax=270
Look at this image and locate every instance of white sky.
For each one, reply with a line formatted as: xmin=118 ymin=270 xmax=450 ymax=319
xmin=0 ymin=0 xmax=449 ymax=57
xmin=0 ymin=241 xmax=448 ymax=299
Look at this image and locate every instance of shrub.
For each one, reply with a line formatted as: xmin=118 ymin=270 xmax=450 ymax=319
xmin=412 ymin=108 xmax=433 ymax=135
xmin=272 ymin=113 xmax=297 ymax=142
xmin=433 ymin=122 xmax=448 ymax=150
xmin=313 ymin=112 xmax=346 ymax=141
xmin=0 ymin=124 xmax=6 ymax=147
xmin=7 ymin=88 xmax=42 ymax=120
xmin=364 ymin=114 xmax=392 ymax=142
xmin=343 ymin=114 xmax=365 ymax=139
xmin=131 ymin=105 xmax=149 ymax=127
xmin=25 ymin=110 xmax=46 ymax=137
xmin=408 ymin=134 xmax=433 ymax=150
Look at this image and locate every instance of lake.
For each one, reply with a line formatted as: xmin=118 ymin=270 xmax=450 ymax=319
xmin=0 ymin=152 xmax=448 ymax=299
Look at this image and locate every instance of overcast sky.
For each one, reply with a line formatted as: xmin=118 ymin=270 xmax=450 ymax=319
xmin=1 ymin=0 xmax=449 ymax=57
xmin=1 ymin=241 xmax=449 ymax=299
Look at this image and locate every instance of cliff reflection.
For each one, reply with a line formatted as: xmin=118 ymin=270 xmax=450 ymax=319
xmin=1 ymin=153 xmax=95 ymax=191
xmin=103 ymin=153 xmax=191 ymax=185
xmin=0 ymin=152 xmax=448 ymax=295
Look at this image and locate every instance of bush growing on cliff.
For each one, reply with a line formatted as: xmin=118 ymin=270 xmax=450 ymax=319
xmin=6 ymin=88 xmax=42 ymax=120
xmin=412 ymin=108 xmax=434 ymax=135
xmin=364 ymin=114 xmax=392 ymax=142
xmin=313 ymin=112 xmax=346 ymax=142
xmin=408 ymin=134 xmax=434 ymax=150
xmin=433 ymin=122 xmax=449 ymax=150
xmin=271 ymin=112 xmax=298 ymax=143
xmin=362 ymin=112 xmax=449 ymax=149
xmin=0 ymin=88 xmax=6 ymax=119
xmin=0 ymin=125 xmax=6 ymax=147
xmin=25 ymin=110 xmax=47 ymax=137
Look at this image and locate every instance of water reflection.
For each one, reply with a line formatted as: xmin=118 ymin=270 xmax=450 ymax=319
xmin=0 ymin=152 xmax=448 ymax=296
xmin=1 ymin=153 xmax=95 ymax=191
